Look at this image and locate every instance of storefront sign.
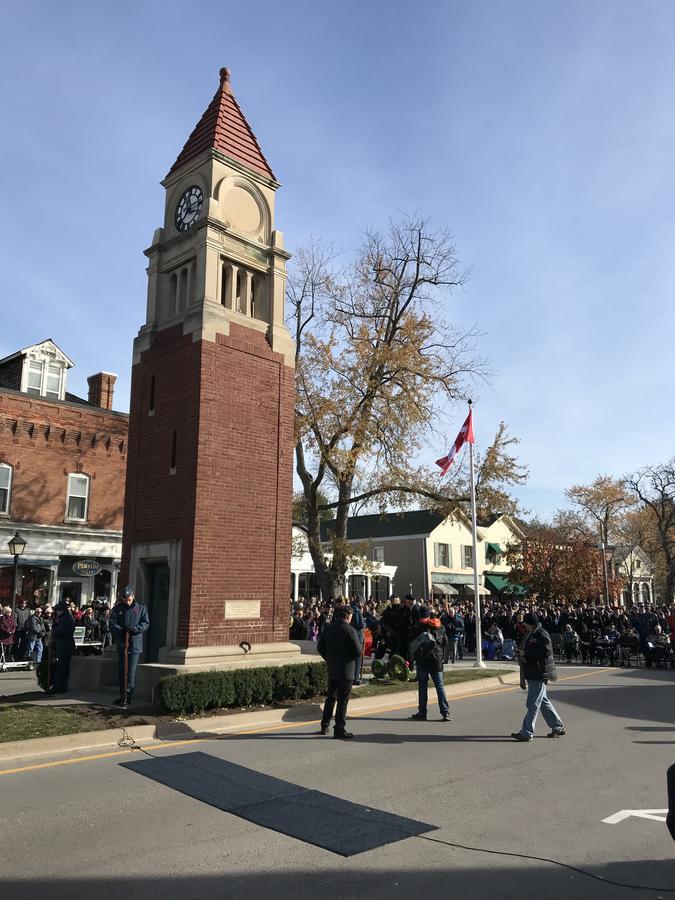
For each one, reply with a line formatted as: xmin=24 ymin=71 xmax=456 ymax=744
xmin=73 ymin=559 xmax=102 ymax=577
xmin=224 ymin=600 xmax=261 ymax=620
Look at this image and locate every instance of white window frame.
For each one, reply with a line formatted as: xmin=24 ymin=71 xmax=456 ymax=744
xmin=66 ymin=473 xmax=90 ymax=522
xmin=434 ymin=542 xmax=451 ymax=567
xmin=23 ymin=358 xmax=66 ymax=401
xmin=0 ymin=463 xmax=12 ymax=515
xmin=462 ymin=545 xmax=473 ymax=568
xmin=373 ymin=546 xmax=385 ymax=563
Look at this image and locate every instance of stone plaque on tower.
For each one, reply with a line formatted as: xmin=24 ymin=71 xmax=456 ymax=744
xmin=120 ymin=69 xmax=297 ymax=671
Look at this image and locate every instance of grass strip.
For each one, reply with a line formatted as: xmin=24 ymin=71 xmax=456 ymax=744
xmin=0 ymin=704 xmax=107 ymax=743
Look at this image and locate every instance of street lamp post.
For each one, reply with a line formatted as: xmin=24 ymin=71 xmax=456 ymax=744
xmin=8 ymin=531 xmax=27 ymax=613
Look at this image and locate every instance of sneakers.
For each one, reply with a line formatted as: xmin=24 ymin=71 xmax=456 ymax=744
xmin=319 ymin=724 xmax=329 ymax=735
xmin=410 ymin=712 xmax=427 ymax=721
xmin=333 ymin=731 xmax=354 ymax=740
xmin=546 ymin=727 xmax=566 ymax=738
xmin=511 ymin=731 xmax=532 ymax=742
xmin=441 ymin=714 xmax=452 ymax=722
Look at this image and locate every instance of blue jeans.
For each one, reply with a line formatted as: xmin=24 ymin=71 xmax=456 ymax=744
xmin=27 ymin=637 xmax=43 ymax=663
xmin=521 ymin=679 xmax=563 ymax=737
xmin=417 ymin=664 xmax=449 ymax=717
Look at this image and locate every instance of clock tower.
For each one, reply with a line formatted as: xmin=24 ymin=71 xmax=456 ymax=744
xmin=121 ymin=69 xmax=297 ymax=673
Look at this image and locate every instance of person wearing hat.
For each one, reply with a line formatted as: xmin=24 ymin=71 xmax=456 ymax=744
xmin=317 ymin=605 xmax=362 ymax=739
xmin=511 ymin=611 xmax=565 ymax=742
xmin=110 ymin=586 xmax=150 ymax=706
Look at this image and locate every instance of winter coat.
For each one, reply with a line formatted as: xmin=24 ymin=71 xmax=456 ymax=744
xmin=52 ymin=609 xmax=76 ymax=656
xmin=317 ymin=618 xmax=362 ymax=681
xmin=14 ymin=606 xmax=31 ymax=632
xmin=0 ymin=613 xmax=16 ymax=646
xmin=110 ymin=601 xmax=150 ymax=654
xmin=350 ymin=604 xmax=365 ymax=640
xmin=408 ymin=617 xmax=448 ymax=673
xmin=26 ymin=613 xmax=46 ymax=640
xmin=520 ymin=624 xmax=557 ymax=683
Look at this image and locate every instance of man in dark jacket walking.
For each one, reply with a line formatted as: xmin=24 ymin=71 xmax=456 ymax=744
xmin=317 ymin=605 xmax=362 ymax=740
xmin=512 ymin=612 xmax=565 ymax=742
xmin=409 ymin=607 xmax=450 ymax=721
xmin=110 ymin=586 xmax=150 ymax=706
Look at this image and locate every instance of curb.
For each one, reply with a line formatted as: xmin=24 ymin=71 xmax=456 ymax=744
xmin=0 ymin=671 xmax=520 ymax=764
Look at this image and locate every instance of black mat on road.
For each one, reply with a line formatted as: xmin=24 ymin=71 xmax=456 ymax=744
xmin=122 ymin=751 xmax=436 ymax=856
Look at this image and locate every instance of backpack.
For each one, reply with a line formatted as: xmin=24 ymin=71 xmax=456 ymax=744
xmin=409 ymin=628 xmax=437 ymax=663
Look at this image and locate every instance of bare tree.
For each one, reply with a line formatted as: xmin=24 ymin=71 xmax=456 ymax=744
xmin=288 ymin=214 xmax=525 ymax=599
xmin=624 ymin=460 xmax=675 ymax=602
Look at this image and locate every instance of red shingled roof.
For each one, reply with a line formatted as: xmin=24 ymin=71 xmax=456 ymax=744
xmin=167 ymin=68 xmax=276 ymax=181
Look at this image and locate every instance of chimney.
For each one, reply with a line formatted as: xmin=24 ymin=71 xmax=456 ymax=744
xmin=87 ymin=372 xmax=117 ymax=410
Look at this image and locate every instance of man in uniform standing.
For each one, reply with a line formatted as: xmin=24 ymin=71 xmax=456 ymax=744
xmin=110 ymin=586 xmax=150 ymax=707
xmin=317 ymin=605 xmax=362 ymax=740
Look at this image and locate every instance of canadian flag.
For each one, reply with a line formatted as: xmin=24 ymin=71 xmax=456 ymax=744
xmin=436 ymin=409 xmax=474 ymax=476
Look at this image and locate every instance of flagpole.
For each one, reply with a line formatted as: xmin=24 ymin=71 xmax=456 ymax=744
xmin=468 ymin=400 xmax=486 ymax=669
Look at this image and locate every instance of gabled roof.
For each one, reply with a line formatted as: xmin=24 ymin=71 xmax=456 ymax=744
xmin=321 ymin=508 xmax=486 ymax=541
xmin=321 ymin=510 xmax=445 ymax=541
xmin=478 ymin=513 xmax=526 ymax=541
xmin=0 ymin=339 xmax=74 ymax=369
xmin=167 ymin=68 xmax=276 ymax=182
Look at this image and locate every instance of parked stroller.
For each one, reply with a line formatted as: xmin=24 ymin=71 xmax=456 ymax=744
xmin=500 ymin=638 xmax=517 ymax=660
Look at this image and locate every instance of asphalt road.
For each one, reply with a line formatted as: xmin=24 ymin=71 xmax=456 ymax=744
xmin=1 ymin=666 xmax=674 ymax=899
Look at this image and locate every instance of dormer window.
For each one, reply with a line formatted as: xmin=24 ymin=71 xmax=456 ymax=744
xmin=27 ymin=360 xmax=64 ymax=400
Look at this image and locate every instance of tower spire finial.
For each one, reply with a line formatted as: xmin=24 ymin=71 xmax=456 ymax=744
xmin=219 ymin=67 xmax=231 ymax=92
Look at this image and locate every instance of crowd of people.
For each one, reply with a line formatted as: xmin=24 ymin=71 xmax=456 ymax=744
xmin=0 ymin=594 xmax=113 ymax=665
xmin=290 ymin=593 xmax=675 ymax=672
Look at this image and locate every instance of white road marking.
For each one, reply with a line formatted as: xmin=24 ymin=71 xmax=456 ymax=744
xmin=602 ymin=809 xmax=668 ymax=824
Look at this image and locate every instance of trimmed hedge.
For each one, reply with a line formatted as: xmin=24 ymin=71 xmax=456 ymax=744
xmin=156 ymin=661 xmax=328 ymax=715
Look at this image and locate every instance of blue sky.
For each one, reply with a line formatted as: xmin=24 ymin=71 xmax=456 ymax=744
xmin=2 ymin=1 xmax=674 ymax=517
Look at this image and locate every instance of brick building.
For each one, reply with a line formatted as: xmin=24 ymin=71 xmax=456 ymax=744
xmin=121 ymin=68 xmax=296 ymax=666
xmin=0 ymin=339 xmax=127 ymax=607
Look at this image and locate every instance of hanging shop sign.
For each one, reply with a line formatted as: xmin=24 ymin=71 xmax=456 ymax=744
xmin=73 ymin=560 xmax=102 ymax=577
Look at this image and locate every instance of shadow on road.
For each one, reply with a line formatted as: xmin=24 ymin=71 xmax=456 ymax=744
xmin=6 ymin=857 xmax=675 ymax=900
xmin=552 ymin=669 xmax=675 ymax=728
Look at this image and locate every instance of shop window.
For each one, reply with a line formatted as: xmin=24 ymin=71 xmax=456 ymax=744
xmin=66 ymin=473 xmax=89 ymax=521
xmin=0 ymin=463 xmax=12 ymax=514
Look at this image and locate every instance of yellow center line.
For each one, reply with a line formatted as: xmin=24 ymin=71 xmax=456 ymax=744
xmin=0 ymin=667 xmax=611 ymax=777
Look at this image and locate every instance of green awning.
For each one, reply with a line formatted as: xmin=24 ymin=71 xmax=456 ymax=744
xmin=487 ymin=542 xmax=502 ymax=555
xmin=485 ymin=574 xmax=527 ymax=595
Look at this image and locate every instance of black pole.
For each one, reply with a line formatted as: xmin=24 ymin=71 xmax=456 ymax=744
xmin=11 ymin=553 xmax=19 ymax=614
xmin=123 ymin=631 xmax=129 ymax=707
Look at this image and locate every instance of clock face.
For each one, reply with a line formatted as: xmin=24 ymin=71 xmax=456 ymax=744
xmin=175 ymin=185 xmax=203 ymax=232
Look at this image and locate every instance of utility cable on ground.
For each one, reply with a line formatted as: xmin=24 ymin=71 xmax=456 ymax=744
xmin=115 ymin=729 xmax=672 ymax=893
xmin=416 ymin=834 xmax=674 ymax=893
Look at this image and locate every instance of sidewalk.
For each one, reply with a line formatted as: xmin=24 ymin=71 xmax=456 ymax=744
xmin=0 ymin=668 xmax=522 ymax=764
xmin=0 ymin=671 xmax=120 ymax=709
xmin=0 ymin=655 xmax=520 ymax=709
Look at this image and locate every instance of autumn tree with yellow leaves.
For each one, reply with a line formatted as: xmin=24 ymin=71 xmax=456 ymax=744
xmin=287 ymin=215 xmax=527 ymax=599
